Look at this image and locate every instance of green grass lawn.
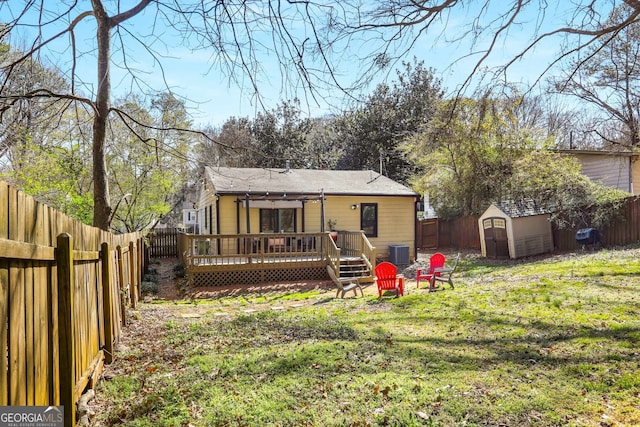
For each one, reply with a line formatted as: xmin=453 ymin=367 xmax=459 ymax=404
xmin=94 ymin=247 xmax=640 ymax=426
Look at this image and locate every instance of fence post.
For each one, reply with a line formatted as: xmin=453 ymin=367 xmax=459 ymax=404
xmin=101 ymin=242 xmax=114 ymax=364
xmin=116 ymin=245 xmax=127 ymax=327
xmin=138 ymin=237 xmax=144 ymax=283
xmin=56 ymin=233 xmax=76 ymax=427
xmin=144 ymin=236 xmax=150 ymax=275
xmin=129 ymin=241 xmax=138 ymax=309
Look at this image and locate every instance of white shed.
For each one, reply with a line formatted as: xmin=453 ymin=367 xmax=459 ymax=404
xmin=478 ymin=200 xmax=553 ymax=259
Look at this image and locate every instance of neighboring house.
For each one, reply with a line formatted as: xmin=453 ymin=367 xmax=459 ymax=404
xmin=182 ymin=200 xmax=198 ymax=233
xmin=557 ymin=149 xmax=640 ymax=195
xmin=195 ymin=166 xmax=419 ymax=261
xmin=479 ymin=200 xmax=553 ymax=259
xmin=417 ymin=193 xmax=437 ymax=219
xmin=181 ymin=186 xmax=199 ymax=233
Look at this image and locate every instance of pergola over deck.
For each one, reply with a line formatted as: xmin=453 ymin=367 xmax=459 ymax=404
xmin=236 ymin=192 xmax=329 ymax=234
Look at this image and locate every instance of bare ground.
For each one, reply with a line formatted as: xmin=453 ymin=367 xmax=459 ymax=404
xmin=146 ymin=249 xmax=566 ymax=303
xmin=151 ymin=257 xmax=341 ymax=301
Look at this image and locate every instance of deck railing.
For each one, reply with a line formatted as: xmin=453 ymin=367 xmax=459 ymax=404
xmin=361 ymin=234 xmax=376 ymax=276
xmin=332 ymin=230 xmax=376 ymax=275
xmin=180 ymin=232 xmax=326 ymax=266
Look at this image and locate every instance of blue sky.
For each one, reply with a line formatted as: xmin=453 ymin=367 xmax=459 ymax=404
xmin=1 ymin=1 xmax=586 ymax=127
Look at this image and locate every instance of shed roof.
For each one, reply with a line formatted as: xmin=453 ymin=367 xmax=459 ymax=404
xmin=493 ymin=199 xmax=550 ymax=218
xmin=204 ymin=166 xmax=418 ymax=197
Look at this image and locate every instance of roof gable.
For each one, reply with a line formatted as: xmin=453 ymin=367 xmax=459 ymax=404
xmin=204 ymin=167 xmax=418 ymax=197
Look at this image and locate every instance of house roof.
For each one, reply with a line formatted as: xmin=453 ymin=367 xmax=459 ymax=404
xmin=493 ymin=199 xmax=550 ymax=218
xmin=204 ymin=166 xmax=418 ymax=197
xmin=555 ymin=149 xmax=637 ymax=158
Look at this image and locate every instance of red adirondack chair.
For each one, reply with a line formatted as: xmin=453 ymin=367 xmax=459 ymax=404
xmin=374 ymin=262 xmax=404 ymax=298
xmin=416 ymin=252 xmax=446 ymax=289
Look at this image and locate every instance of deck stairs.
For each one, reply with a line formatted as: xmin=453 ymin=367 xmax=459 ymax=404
xmin=338 ymin=256 xmax=372 ymax=281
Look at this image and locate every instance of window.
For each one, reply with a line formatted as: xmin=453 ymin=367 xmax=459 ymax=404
xmin=361 ymin=203 xmax=378 ymax=237
xmin=260 ymin=209 xmax=296 ymax=232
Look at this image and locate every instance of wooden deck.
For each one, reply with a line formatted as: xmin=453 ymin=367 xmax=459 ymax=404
xmin=178 ymin=231 xmax=376 ymax=287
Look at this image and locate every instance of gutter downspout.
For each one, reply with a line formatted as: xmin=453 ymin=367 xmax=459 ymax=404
xmin=245 ymin=193 xmax=251 ymax=233
xmin=320 ymin=189 xmax=325 ymax=232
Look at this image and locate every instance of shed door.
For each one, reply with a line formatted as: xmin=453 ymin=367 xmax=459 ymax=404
xmin=483 ymin=217 xmax=509 ymax=259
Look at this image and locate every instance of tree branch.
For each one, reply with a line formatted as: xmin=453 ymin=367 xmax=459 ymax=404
xmin=0 ymin=89 xmax=96 ymax=122
xmin=109 ymin=0 xmax=155 ymax=27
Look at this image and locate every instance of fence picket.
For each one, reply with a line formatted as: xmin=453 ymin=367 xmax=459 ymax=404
xmin=34 ymin=260 xmax=49 ymax=405
xmin=0 ymin=259 xmax=7 ymax=406
xmin=9 ymin=264 xmax=26 ymax=405
xmin=129 ymin=241 xmax=138 ymax=309
xmin=101 ymin=243 xmax=114 ymax=364
xmin=116 ymin=245 xmax=127 ymax=327
xmin=25 ymin=264 xmax=34 ymax=406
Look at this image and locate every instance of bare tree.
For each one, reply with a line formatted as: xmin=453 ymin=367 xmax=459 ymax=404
xmin=328 ymin=1 xmax=640 ymax=93
xmin=511 ymin=92 xmax=592 ymax=149
xmin=0 ymin=1 xmax=345 ymax=230
xmin=550 ymin=3 xmax=640 ymax=148
xmin=3 ymin=1 xmax=640 ymax=229
xmin=0 ymin=49 xmax=72 ymax=163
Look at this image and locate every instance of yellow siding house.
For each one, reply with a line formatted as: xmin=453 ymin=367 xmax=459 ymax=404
xmin=195 ymin=166 xmax=419 ymax=262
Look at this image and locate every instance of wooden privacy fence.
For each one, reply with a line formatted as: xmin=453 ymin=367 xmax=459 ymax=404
xmin=0 ymin=181 xmax=146 ymax=426
xmin=418 ymin=196 xmax=640 ymax=253
xmin=149 ymin=227 xmax=178 ymax=258
xmin=417 ymin=216 xmax=481 ymax=250
xmin=553 ymin=196 xmax=640 ymax=251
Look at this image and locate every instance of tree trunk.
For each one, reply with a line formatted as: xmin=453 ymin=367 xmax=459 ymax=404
xmin=92 ymin=5 xmax=112 ymax=230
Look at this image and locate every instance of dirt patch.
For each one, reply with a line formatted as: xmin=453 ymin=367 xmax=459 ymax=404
xmin=146 ymin=257 xmax=183 ymax=300
xmin=146 ymin=257 xmax=385 ymax=301
xmin=187 ymin=280 xmax=336 ymax=298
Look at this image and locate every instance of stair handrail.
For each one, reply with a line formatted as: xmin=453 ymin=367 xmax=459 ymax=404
xmin=361 ymin=231 xmax=376 ymax=274
xmin=325 ymin=233 xmax=341 ymax=272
